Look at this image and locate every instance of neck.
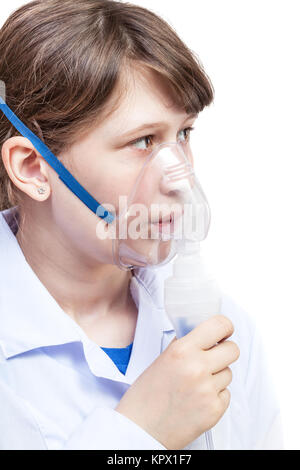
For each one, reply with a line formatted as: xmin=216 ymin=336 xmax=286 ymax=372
xmin=15 ymin=204 xmax=136 ymax=344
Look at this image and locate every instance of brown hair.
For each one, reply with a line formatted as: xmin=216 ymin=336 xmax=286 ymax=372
xmin=0 ymin=0 xmax=214 ymax=212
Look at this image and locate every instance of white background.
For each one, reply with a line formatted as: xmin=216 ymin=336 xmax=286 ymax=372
xmin=2 ymin=0 xmax=300 ymax=450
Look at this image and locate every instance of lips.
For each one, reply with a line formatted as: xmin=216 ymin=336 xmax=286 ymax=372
xmin=158 ymin=214 xmax=173 ymax=224
xmin=152 ymin=209 xmax=183 ymax=225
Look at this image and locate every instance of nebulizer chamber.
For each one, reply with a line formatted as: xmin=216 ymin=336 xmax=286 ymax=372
xmin=163 ymin=239 xmax=220 ymax=449
xmin=164 ymin=239 xmax=221 ymax=338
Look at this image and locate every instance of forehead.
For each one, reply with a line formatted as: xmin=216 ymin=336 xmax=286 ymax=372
xmin=99 ymin=64 xmax=190 ymax=136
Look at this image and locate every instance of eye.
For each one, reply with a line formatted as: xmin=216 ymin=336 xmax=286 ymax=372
xmin=130 ymin=135 xmax=154 ymax=151
xmin=129 ymin=127 xmax=195 ymax=152
xmin=178 ymin=127 xmax=194 ymax=144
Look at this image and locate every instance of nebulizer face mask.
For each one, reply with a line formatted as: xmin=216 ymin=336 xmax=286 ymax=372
xmin=106 ymin=140 xmax=211 ymax=271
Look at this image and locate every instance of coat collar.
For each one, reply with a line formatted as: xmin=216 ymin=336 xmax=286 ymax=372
xmin=0 ymin=206 xmax=175 ymax=384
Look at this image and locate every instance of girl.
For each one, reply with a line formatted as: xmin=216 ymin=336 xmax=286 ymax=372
xmin=0 ymin=0 xmax=282 ymax=450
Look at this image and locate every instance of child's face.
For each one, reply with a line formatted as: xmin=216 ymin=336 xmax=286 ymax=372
xmin=47 ymin=65 xmax=198 ymax=267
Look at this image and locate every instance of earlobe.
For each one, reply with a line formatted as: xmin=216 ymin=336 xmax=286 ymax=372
xmin=36 ymin=185 xmax=49 ymax=200
xmin=1 ymin=136 xmax=50 ymax=202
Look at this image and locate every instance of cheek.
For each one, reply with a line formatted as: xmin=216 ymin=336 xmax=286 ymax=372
xmin=48 ymin=173 xmax=115 ymax=264
xmin=128 ymin=179 xmax=156 ymax=207
xmin=80 ymin=159 xmax=142 ymax=213
xmin=94 ymin=176 xmax=158 ymax=220
xmin=48 ymin=147 xmax=164 ymax=264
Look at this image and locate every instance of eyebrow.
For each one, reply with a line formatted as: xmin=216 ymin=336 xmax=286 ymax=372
xmin=118 ymin=113 xmax=198 ymax=140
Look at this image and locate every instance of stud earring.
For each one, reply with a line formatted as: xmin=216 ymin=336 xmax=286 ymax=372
xmin=37 ymin=187 xmax=46 ymax=195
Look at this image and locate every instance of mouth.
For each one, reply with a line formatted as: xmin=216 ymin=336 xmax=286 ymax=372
xmin=151 ymin=208 xmax=184 ymax=225
xmin=150 ymin=212 xmax=178 ymax=238
xmin=154 ymin=213 xmax=173 ymax=224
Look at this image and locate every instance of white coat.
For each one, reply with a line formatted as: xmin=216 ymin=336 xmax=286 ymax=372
xmin=0 ymin=206 xmax=284 ymax=450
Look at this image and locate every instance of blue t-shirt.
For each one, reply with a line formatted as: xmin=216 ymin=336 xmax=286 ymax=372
xmin=101 ymin=343 xmax=133 ymax=375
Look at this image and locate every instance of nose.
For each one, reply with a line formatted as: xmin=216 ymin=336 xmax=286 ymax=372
xmin=159 ymin=139 xmax=195 ymax=167
xmin=159 ymin=168 xmax=193 ymax=197
xmin=155 ymin=144 xmax=194 ymax=197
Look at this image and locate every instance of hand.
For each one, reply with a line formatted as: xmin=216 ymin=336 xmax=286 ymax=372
xmin=115 ymin=314 xmax=240 ymax=450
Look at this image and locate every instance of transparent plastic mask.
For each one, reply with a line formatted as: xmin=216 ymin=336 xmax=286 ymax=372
xmin=98 ymin=141 xmax=211 ymax=271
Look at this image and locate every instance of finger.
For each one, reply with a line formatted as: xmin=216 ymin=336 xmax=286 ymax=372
xmin=186 ymin=315 xmax=234 ymax=350
xmin=212 ymin=367 xmax=232 ymax=392
xmin=206 ymin=340 xmax=240 ymax=373
xmin=219 ymin=388 xmax=231 ymax=410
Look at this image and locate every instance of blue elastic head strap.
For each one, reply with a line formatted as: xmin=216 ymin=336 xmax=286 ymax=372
xmin=0 ymin=96 xmax=114 ymax=223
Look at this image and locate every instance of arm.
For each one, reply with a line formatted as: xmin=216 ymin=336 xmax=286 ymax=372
xmin=0 ymin=380 xmax=166 ymax=450
xmin=62 ymin=407 xmax=167 ymax=450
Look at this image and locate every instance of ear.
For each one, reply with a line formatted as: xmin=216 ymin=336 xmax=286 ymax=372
xmin=1 ymin=136 xmax=50 ymax=201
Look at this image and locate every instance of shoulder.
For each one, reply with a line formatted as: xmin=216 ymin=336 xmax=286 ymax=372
xmin=0 ymin=348 xmax=46 ymax=449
